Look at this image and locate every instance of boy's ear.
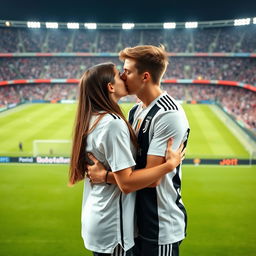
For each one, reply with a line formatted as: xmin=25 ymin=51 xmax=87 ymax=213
xmin=107 ymin=82 xmax=115 ymax=92
xmin=143 ymin=72 xmax=150 ymax=81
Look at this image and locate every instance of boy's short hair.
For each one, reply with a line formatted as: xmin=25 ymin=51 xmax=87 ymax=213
xmin=119 ymin=45 xmax=169 ymax=84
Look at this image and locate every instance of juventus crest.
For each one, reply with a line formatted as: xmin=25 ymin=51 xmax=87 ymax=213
xmin=142 ymin=116 xmax=152 ymax=133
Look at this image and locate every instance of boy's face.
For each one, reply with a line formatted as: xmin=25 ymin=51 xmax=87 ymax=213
xmin=120 ymin=58 xmax=143 ymax=95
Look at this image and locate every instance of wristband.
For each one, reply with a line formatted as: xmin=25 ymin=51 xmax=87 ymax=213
xmin=105 ymin=170 xmax=111 ymax=185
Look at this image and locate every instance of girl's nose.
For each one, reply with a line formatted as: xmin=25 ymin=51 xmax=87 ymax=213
xmin=120 ymin=71 xmax=126 ymax=81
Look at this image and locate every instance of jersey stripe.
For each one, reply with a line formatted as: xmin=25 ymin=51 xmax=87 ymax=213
xmin=161 ymin=96 xmax=172 ymax=110
xmin=158 ymin=244 xmax=174 ymax=256
xmin=128 ymin=105 xmax=139 ymax=125
xmin=109 ymin=113 xmax=120 ymax=119
xmin=165 ymin=95 xmax=178 ymax=111
xmin=157 ymin=96 xmax=178 ymax=111
xmin=172 ymin=164 xmax=187 ymax=236
xmin=119 ymin=194 xmax=124 ymax=248
xmin=157 ymin=98 xmax=167 ymax=111
xmin=134 ymin=104 xmax=161 ymax=242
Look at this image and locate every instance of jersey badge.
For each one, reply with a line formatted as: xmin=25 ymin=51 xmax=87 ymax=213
xmin=142 ymin=116 xmax=152 ymax=133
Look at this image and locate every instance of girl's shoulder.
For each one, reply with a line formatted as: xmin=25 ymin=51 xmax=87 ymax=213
xmin=100 ymin=113 xmax=126 ymax=129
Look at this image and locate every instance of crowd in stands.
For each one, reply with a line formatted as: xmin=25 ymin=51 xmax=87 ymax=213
xmin=164 ymin=57 xmax=256 ymax=85
xmin=0 ymin=25 xmax=255 ymax=53
xmin=1 ymin=57 xmax=255 ymax=85
xmin=0 ymin=84 xmax=77 ymax=105
xmin=0 ymin=57 xmax=121 ymax=80
xmin=0 ymin=26 xmax=255 ymax=133
xmin=162 ymin=84 xmax=256 ymax=131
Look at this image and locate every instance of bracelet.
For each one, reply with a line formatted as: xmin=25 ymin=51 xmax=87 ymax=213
xmin=105 ymin=170 xmax=111 ymax=185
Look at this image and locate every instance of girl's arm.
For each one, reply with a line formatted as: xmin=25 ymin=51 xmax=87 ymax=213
xmin=87 ymin=138 xmax=185 ymax=194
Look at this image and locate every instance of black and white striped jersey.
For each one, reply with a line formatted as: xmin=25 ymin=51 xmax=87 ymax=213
xmin=129 ymin=92 xmax=190 ymax=245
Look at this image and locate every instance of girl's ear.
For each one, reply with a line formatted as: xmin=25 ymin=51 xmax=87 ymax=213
xmin=107 ymin=82 xmax=115 ymax=93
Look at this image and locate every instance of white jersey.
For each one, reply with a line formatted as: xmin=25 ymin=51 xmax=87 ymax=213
xmin=129 ymin=92 xmax=190 ymax=244
xmin=81 ymin=113 xmax=136 ymax=253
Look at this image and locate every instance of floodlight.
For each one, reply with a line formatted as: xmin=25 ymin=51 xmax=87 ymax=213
xmin=84 ymin=23 xmax=97 ymax=29
xmin=163 ymin=22 xmax=176 ymax=29
xmin=185 ymin=22 xmax=198 ymax=28
xmin=27 ymin=21 xmax=41 ymax=28
xmin=122 ymin=23 xmax=134 ymax=29
xmin=253 ymin=17 xmax=256 ymax=24
xmin=46 ymin=22 xmax=58 ymax=29
xmin=234 ymin=18 xmax=250 ymax=26
xmin=67 ymin=23 xmax=79 ymax=29
xmin=5 ymin=21 xmax=11 ymax=27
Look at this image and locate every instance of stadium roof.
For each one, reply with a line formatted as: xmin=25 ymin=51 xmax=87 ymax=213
xmin=0 ymin=0 xmax=256 ymax=23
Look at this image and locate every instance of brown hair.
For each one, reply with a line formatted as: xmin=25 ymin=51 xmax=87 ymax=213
xmin=69 ymin=62 xmax=137 ymax=185
xmin=119 ymin=45 xmax=169 ymax=84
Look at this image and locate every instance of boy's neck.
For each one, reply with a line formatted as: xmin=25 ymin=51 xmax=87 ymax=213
xmin=137 ymin=84 xmax=163 ymax=107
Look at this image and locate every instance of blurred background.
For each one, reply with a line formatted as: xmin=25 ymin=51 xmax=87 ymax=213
xmin=0 ymin=0 xmax=255 ymax=255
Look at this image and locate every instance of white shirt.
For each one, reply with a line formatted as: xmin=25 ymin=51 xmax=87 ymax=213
xmin=81 ymin=113 xmax=136 ymax=253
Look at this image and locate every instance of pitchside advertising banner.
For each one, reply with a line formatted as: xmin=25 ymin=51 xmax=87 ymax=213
xmin=0 ymin=156 xmax=70 ymax=164
xmin=0 ymin=156 xmax=255 ymax=165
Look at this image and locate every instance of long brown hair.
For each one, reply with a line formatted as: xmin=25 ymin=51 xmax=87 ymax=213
xmin=69 ymin=62 xmax=137 ymax=185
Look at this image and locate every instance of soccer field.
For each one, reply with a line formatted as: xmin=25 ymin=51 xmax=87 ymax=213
xmin=0 ymin=164 xmax=255 ymax=256
xmin=0 ymin=103 xmax=250 ymax=158
xmin=0 ymin=103 xmax=255 ymax=256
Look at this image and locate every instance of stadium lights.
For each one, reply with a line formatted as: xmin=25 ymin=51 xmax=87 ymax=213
xmin=27 ymin=21 xmax=41 ymax=28
xmin=234 ymin=18 xmax=250 ymax=26
xmin=163 ymin=22 xmax=176 ymax=29
xmin=67 ymin=23 xmax=79 ymax=29
xmin=122 ymin=23 xmax=134 ymax=29
xmin=5 ymin=21 xmax=11 ymax=27
xmin=253 ymin=17 xmax=256 ymax=24
xmin=84 ymin=23 xmax=97 ymax=29
xmin=46 ymin=22 xmax=58 ymax=29
xmin=185 ymin=22 xmax=198 ymax=28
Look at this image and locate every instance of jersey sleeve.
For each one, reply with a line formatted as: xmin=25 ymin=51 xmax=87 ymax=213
xmin=147 ymin=111 xmax=189 ymax=157
xmin=100 ymin=118 xmax=136 ymax=172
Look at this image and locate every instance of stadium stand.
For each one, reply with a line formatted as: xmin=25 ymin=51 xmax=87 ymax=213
xmin=0 ymin=25 xmax=256 ymax=53
xmin=0 ymin=57 xmax=255 ymax=85
xmin=0 ymin=24 xmax=255 ymax=133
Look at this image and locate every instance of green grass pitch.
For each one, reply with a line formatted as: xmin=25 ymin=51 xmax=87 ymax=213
xmin=0 ymin=103 xmax=255 ymax=256
xmin=0 ymin=164 xmax=255 ymax=256
xmin=0 ymin=103 xmax=250 ymax=158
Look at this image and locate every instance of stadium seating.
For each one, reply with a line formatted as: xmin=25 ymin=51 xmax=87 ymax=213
xmin=0 ymin=25 xmax=255 ymax=132
xmin=0 ymin=26 xmax=255 ymax=52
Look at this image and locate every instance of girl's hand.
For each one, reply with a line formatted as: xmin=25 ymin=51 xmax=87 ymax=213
xmin=165 ymin=138 xmax=186 ymax=170
xmin=86 ymin=153 xmax=107 ymax=183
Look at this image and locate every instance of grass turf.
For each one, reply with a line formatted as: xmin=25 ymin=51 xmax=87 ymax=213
xmin=0 ymin=103 xmax=250 ymax=158
xmin=0 ymin=164 xmax=255 ymax=256
xmin=0 ymin=103 xmax=254 ymax=255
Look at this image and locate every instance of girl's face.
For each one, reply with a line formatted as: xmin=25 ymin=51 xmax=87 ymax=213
xmin=109 ymin=67 xmax=128 ymax=101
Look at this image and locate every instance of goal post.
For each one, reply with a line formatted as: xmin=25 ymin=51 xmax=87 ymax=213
xmin=33 ymin=140 xmax=72 ymax=157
